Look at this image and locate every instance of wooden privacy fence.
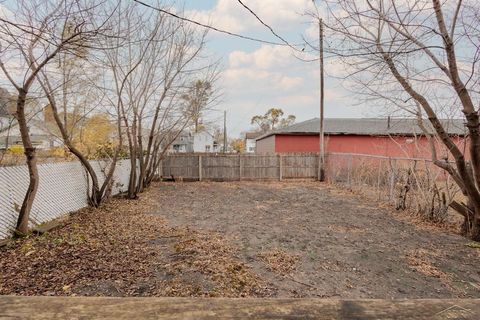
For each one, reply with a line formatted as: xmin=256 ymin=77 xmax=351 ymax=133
xmin=160 ymin=153 xmax=320 ymax=181
xmin=159 ymin=152 xmax=459 ymax=223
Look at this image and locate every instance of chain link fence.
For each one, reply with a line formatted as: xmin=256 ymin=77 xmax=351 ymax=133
xmin=1 ymin=153 xmax=461 ymax=239
xmin=325 ymin=153 xmax=461 ymax=222
xmin=0 ymin=159 xmax=131 ymax=239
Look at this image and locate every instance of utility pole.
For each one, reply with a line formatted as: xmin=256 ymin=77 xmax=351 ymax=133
xmin=318 ymin=18 xmax=325 ymax=181
xmin=223 ymin=110 xmax=227 ymax=153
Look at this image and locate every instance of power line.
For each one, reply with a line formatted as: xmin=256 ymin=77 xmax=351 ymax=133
xmin=235 ymin=0 xmax=302 ymax=52
xmin=132 ymin=0 xmax=296 ymax=47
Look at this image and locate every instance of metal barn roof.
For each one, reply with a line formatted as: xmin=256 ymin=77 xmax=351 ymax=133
xmin=245 ymin=131 xmax=264 ymax=140
xmin=257 ymin=118 xmax=467 ymax=140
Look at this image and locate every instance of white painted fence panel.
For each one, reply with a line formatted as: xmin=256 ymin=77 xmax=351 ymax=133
xmin=0 ymin=159 xmax=130 ymax=239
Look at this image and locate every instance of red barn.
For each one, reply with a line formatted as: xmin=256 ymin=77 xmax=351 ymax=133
xmin=255 ymin=118 xmax=467 ymax=158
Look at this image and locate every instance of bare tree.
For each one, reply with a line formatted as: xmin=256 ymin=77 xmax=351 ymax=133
xmin=0 ymin=0 xmax=113 ymax=234
xmin=103 ymin=2 xmax=216 ymax=199
xmin=316 ymin=0 xmax=480 ymax=239
xmin=31 ymin=5 xmax=125 ymax=207
xmin=36 ymin=65 xmax=119 ymax=207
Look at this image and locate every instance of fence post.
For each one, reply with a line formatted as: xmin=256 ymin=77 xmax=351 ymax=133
xmin=198 ymin=155 xmax=202 ymax=182
xmin=279 ymin=154 xmax=283 ymax=181
xmin=317 ymin=153 xmax=321 ymax=181
xmin=323 ymin=153 xmax=327 ymax=181
xmin=159 ymin=160 xmax=163 ymax=180
xmin=347 ymin=154 xmax=352 ymax=187
xmin=377 ymin=158 xmax=383 ymax=200
xmin=389 ymin=159 xmax=396 ymax=202
xmin=239 ymin=155 xmax=242 ymax=181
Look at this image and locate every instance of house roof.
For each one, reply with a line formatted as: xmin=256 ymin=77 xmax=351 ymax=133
xmin=0 ymin=87 xmax=13 ymax=117
xmin=257 ymin=118 xmax=467 ymax=140
xmin=245 ymin=131 xmax=263 ymax=140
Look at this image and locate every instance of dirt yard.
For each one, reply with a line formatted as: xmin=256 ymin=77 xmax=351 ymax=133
xmin=149 ymin=182 xmax=480 ymax=298
xmin=1 ymin=181 xmax=479 ymax=298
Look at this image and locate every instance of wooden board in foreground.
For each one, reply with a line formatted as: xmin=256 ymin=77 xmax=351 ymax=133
xmin=0 ymin=297 xmax=479 ymax=320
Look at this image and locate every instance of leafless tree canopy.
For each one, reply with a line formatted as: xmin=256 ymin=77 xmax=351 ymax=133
xmin=313 ymin=0 xmax=480 ymax=239
xmin=0 ymin=0 xmax=220 ymax=233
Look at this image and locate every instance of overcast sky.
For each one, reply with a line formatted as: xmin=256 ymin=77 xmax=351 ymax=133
xmin=180 ymin=0 xmax=380 ymax=137
xmin=0 ymin=0 xmax=383 ymax=138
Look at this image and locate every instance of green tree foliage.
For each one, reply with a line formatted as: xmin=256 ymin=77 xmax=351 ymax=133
xmin=182 ymin=80 xmax=213 ymax=133
xmin=230 ymin=138 xmax=246 ymax=153
xmin=251 ymin=108 xmax=296 ymax=132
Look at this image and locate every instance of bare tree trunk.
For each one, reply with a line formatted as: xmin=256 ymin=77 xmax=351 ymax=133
xmin=38 ymin=73 xmax=116 ymax=207
xmin=378 ymin=45 xmax=480 ymax=239
xmin=127 ymin=114 xmax=138 ymax=199
xmin=136 ymin=118 xmax=145 ymax=194
xmin=431 ymin=0 xmax=480 ymax=240
xmin=15 ymin=89 xmax=39 ymax=235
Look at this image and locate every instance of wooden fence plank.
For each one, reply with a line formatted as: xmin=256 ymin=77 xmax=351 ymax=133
xmin=198 ymin=156 xmax=202 ymax=182
xmin=279 ymin=154 xmax=283 ymax=181
xmin=0 ymin=297 xmax=479 ymax=320
xmin=239 ymin=155 xmax=242 ymax=180
xmin=161 ymin=154 xmax=318 ymax=181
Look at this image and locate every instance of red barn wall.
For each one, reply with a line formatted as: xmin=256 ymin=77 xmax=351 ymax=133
xmin=274 ymin=135 xmax=319 ymax=153
xmin=267 ymin=134 xmax=467 ymax=159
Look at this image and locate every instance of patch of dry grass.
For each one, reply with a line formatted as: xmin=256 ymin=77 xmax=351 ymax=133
xmin=318 ymin=260 xmax=348 ymax=272
xmin=327 ymin=224 xmax=366 ymax=234
xmin=258 ymin=249 xmax=300 ymax=275
xmin=405 ymin=249 xmax=449 ymax=280
xmin=165 ymin=230 xmax=274 ymax=297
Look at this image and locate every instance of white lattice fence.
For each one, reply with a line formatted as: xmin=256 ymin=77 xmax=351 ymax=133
xmin=0 ymin=159 xmax=131 ymax=239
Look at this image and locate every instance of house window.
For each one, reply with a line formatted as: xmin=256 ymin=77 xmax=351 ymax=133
xmin=205 ymin=145 xmax=211 ymax=152
xmin=249 ymin=147 xmax=254 ymax=152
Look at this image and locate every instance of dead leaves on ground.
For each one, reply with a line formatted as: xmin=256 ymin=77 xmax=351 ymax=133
xmin=327 ymin=224 xmax=366 ymax=234
xmin=0 ymin=185 xmax=273 ymax=298
xmin=162 ymin=230 xmax=274 ymax=297
xmin=0 ymin=192 xmax=164 ymax=296
xmin=258 ymin=249 xmax=300 ymax=276
xmin=405 ymin=249 xmax=454 ymax=291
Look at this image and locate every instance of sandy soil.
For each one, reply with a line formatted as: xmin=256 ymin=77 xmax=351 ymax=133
xmin=150 ymin=181 xmax=480 ymax=298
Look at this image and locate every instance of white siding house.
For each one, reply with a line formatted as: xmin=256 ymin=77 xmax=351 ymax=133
xmin=193 ymin=131 xmax=217 ymax=152
xmin=245 ymin=131 xmax=263 ymax=153
xmin=169 ymin=131 xmax=219 ymax=153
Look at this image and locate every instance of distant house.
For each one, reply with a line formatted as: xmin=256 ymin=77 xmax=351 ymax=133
xmin=170 ymin=131 xmax=219 ymax=153
xmin=0 ymin=87 xmax=64 ymax=150
xmin=170 ymin=131 xmax=191 ymax=153
xmin=244 ymin=131 xmax=262 ymax=153
xmin=0 ymin=106 xmax=62 ymax=151
xmin=255 ymin=118 xmax=467 ymax=158
xmin=0 ymin=118 xmax=63 ymax=150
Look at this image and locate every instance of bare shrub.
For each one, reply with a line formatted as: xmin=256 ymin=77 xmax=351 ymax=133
xmin=326 ymin=153 xmax=461 ymax=224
